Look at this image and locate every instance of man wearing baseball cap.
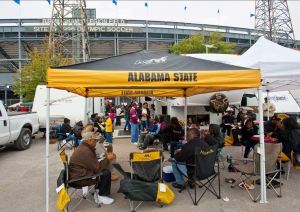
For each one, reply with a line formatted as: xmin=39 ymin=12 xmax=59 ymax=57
xmin=68 ymin=131 xmax=115 ymax=205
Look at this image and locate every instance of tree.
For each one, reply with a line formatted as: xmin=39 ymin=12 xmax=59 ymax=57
xmin=13 ymin=42 xmax=72 ymax=101
xmin=169 ymin=32 xmax=236 ymax=54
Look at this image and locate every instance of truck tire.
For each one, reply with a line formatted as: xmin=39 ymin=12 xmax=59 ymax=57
xmin=14 ymin=128 xmax=32 ymax=150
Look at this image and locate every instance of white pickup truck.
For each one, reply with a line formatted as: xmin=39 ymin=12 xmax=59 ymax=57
xmin=0 ymin=102 xmax=39 ymax=150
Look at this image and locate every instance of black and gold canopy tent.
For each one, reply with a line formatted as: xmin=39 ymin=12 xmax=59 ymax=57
xmin=45 ymin=51 xmax=267 ymax=211
xmin=47 ymin=51 xmax=260 ymax=97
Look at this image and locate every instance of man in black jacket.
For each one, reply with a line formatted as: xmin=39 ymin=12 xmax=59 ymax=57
xmin=171 ymin=128 xmax=209 ymax=189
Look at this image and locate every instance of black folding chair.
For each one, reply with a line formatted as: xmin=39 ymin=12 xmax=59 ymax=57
xmin=125 ymin=151 xmax=163 ymax=212
xmin=175 ymin=146 xmax=221 ymax=205
xmin=56 ymin=124 xmax=75 ymax=151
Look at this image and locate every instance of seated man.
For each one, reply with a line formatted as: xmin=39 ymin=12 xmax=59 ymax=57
xmin=138 ymin=118 xmax=160 ymax=150
xmin=68 ymin=131 xmax=115 ymax=205
xmin=171 ymin=128 xmax=209 ymax=190
xmin=60 ymin=118 xmax=74 ymax=142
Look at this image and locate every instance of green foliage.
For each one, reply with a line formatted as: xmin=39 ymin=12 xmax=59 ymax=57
xmin=169 ymin=34 xmax=206 ymax=54
xmin=12 ymin=42 xmax=71 ymax=101
xmin=169 ymin=32 xmax=236 ymax=54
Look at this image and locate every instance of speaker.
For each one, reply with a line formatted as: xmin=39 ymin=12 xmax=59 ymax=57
xmin=145 ymin=96 xmax=152 ymax=101
xmin=204 ymin=106 xmax=210 ymax=112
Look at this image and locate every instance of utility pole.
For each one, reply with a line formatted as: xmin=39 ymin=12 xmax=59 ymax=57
xmin=255 ymin=0 xmax=296 ymax=47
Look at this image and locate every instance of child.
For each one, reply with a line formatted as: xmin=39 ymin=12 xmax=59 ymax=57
xmin=105 ymin=115 xmax=113 ymax=143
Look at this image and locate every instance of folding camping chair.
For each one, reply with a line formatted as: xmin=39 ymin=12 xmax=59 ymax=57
xmin=175 ymin=146 xmax=221 ymax=206
xmin=57 ymin=150 xmax=101 ymax=211
xmin=126 ymin=151 xmax=163 ymax=212
xmin=56 ymin=124 xmax=75 ymax=151
xmin=231 ymin=143 xmax=282 ymax=202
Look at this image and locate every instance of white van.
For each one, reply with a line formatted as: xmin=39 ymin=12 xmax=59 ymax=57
xmin=32 ymin=85 xmax=105 ymax=130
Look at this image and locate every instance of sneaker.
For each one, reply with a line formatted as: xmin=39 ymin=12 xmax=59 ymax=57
xmin=172 ymin=182 xmax=185 ymax=190
xmin=94 ymin=192 xmax=99 ymax=204
xmin=132 ymin=142 xmax=138 ymax=145
xmin=61 ymin=139 xmax=66 ymax=145
xmin=98 ymin=196 xmax=114 ymax=205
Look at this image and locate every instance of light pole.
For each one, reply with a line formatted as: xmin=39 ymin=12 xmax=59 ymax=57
xmin=204 ymin=44 xmax=217 ymax=54
xmin=5 ymin=84 xmax=10 ymax=107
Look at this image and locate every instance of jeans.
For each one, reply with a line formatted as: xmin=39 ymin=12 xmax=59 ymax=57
xmin=116 ymin=116 xmax=121 ymax=126
xmin=124 ymin=118 xmax=131 ymax=131
xmin=243 ymin=139 xmax=257 ymax=158
xmin=222 ymin=125 xmax=232 ymax=136
xmin=172 ymin=160 xmax=187 ymax=186
xmin=170 ymin=140 xmax=183 ymax=158
xmin=141 ymin=120 xmax=148 ymax=131
xmin=131 ymin=123 xmax=139 ymax=143
xmin=105 ymin=132 xmax=113 ymax=143
xmin=66 ymin=134 xmax=74 ymax=142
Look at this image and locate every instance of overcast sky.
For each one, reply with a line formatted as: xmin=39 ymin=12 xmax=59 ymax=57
xmin=0 ymin=0 xmax=299 ymax=39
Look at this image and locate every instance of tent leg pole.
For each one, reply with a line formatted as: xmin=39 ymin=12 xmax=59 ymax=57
xmin=267 ymin=90 xmax=270 ymax=120
xmin=258 ymin=86 xmax=267 ymax=203
xmin=46 ymin=88 xmax=50 ymax=212
xmin=184 ymin=90 xmax=187 ymax=141
xmin=84 ymin=97 xmax=88 ymax=124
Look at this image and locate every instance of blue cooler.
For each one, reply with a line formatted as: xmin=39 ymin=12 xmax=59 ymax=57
xmin=163 ymin=166 xmax=175 ymax=182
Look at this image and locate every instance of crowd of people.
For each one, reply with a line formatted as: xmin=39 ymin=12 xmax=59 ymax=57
xmin=55 ymin=97 xmax=300 ymax=207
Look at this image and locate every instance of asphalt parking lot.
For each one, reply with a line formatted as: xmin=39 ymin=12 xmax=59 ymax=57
xmin=1 ymin=133 xmax=300 ymax=212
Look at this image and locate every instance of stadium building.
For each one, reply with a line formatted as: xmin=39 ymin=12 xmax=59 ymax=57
xmin=1 ymin=11 xmax=300 ymax=104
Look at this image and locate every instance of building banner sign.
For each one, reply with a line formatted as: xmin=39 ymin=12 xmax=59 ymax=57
xmin=30 ymin=18 xmax=139 ymax=33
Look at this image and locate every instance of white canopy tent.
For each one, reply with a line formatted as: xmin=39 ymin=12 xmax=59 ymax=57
xmin=187 ymin=37 xmax=300 ymax=203
xmin=188 ymin=37 xmax=300 ymax=91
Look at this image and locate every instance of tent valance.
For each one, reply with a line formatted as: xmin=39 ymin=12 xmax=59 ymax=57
xmin=47 ymin=51 xmax=261 ymax=97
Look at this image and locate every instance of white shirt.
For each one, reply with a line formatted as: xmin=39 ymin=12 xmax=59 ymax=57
xmin=263 ymin=102 xmax=276 ymax=117
xmin=116 ymin=107 xmax=122 ymax=116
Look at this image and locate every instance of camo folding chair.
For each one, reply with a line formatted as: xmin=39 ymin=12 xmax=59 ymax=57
xmin=231 ymin=143 xmax=282 ymax=202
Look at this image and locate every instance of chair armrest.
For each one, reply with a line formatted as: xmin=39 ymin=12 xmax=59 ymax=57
xmin=68 ymin=173 xmax=102 ymax=184
xmin=232 ymin=157 xmax=254 ymax=162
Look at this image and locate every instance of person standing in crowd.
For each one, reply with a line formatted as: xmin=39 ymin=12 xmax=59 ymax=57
xmin=150 ymin=103 xmax=156 ymax=119
xmin=187 ymin=117 xmax=193 ymax=128
xmin=108 ymin=108 xmax=115 ymax=125
xmin=241 ymin=119 xmax=258 ymax=158
xmin=221 ymin=109 xmax=235 ymax=136
xmin=115 ymin=105 xmax=122 ymax=126
xmin=263 ymin=97 xmax=276 ymax=121
xmin=130 ymin=102 xmax=139 ymax=144
xmin=105 ymin=114 xmax=113 ymax=143
xmin=232 ymin=111 xmax=246 ymax=145
xmin=123 ymin=105 xmax=131 ymax=132
xmin=136 ymin=102 xmax=142 ymax=130
xmin=165 ymin=117 xmax=184 ymax=158
xmin=246 ymin=108 xmax=256 ymax=121
xmin=141 ymin=102 xmax=150 ymax=131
